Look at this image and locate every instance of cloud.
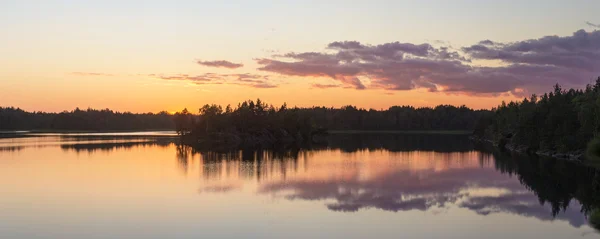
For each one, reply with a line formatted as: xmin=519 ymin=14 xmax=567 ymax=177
xmin=257 ymin=29 xmax=600 ymax=96
xmin=256 ymin=41 xmax=470 ymax=92
xmin=71 ymin=72 xmax=114 ymax=77
xmin=197 ymin=60 xmax=243 ymax=69
xmin=156 ymin=73 xmax=219 ymax=82
xmin=463 ymin=30 xmax=600 ymax=70
xmin=311 ymin=83 xmax=342 ymax=89
xmin=256 ymin=57 xmax=367 ymax=89
xmin=151 ymin=73 xmax=277 ymax=88
xmin=462 ymin=29 xmax=600 ymax=94
xmin=586 ymin=21 xmax=600 ymax=28
xmin=226 ymin=73 xmax=278 ymax=88
xmin=243 ymin=82 xmax=277 ymax=88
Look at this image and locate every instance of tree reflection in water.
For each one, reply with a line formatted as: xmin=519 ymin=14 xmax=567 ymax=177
xmin=176 ymin=134 xmax=600 ymax=231
xmin=31 ymin=133 xmax=600 ymax=231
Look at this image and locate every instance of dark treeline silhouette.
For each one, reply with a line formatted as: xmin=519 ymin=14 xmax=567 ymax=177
xmin=2 ymin=101 xmax=484 ymax=134
xmin=175 ymin=99 xmax=320 ymax=148
xmin=473 ymin=77 xmax=600 ymax=157
xmin=174 ymin=99 xmax=485 ymax=148
xmin=302 ymin=105 xmax=485 ymax=131
xmin=0 ymin=107 xmax=174 ymax=131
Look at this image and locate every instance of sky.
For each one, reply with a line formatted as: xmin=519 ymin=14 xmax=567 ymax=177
xmin=1 ymin=0 xmax=599 ymax=113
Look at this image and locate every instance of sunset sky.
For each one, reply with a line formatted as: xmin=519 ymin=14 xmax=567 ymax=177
xmin=1 ymin=0 xmax=599 ymax=113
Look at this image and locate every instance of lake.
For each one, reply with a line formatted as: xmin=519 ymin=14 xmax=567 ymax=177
xmin=0 ymin=132 xmax=599 ymax=238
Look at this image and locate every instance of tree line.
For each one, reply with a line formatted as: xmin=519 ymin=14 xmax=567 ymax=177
xmin=299 ymin=104 xmax=485 ymax=131
xmin=1 ymin=101 xmax=485 ymax=133
xmin=0 ymin=107 xmax=174 ymax=131
xmin=473 ymin=77 xmax=600 ymax=155
xmin=172 ymin=99 xmax=486 ymax=148
xmin=175 ymin=101 xmax=485 ymax=135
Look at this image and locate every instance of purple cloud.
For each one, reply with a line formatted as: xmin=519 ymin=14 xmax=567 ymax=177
xmin=256 ymin=58 xmax=366 ymax=89
xmin=197 ymin=60 xmax=244 ymax=69
xmin=257 ymin=29 xmax=600 ymax=96
xmin=463 ymin=29 xmax=600 ymax=94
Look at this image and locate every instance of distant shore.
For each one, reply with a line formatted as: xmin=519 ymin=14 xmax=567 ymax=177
xmin=0 ymin=129 xmax=175 ymax=134
xmin=1 ymin=129 xmax=473 ymax=135
xmin=470 ymin=136 xmax=585 ymax=162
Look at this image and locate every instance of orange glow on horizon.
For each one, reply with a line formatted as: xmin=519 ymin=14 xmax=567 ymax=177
xmin=0 ymin=72 xmax=522 ymax=113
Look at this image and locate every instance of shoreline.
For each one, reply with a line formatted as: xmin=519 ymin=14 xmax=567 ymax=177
xmin=0 ymin=129 xmax=175 ymax=134
xmin=470 ymin=136 xmax=585 ymax=161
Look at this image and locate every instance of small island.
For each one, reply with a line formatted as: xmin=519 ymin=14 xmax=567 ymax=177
xmin=174 ymin=99 xmax=326 ymax=149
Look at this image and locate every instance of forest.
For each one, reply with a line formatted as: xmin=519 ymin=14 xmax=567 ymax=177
xmin=0 ymin=107 xmax=174 ymax=131
xmin=473 ymin=77 xmax=600 ymax=158
xmin=1 ymin=102 xmax=484 ymax=133
xmin=174 ymin=100 xmax=485 ymax=148
xmin=299 ymin=104 xmax=484 ymax=131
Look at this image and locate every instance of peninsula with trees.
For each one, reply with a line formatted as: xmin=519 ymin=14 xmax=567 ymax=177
xmin=473 ymin=77 xmax=600 ymax=161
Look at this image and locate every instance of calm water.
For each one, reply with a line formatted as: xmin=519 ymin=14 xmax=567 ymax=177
xmin=1 ymin=132 xmax=599 ymax=238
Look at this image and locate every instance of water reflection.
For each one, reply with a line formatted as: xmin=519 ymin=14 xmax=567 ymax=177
xmin=324 ymin=133 xmax=475 ymax=152
xmin=489 ymin=146 xmax=600 ymax=218
xmin=60 ymin=139 xmax=174 ymax=153
xmin=176 ymin=134 xmax=600 ymax=231
xmin=1 ymin=133 xmax=598 ymax=238
xmin=0 ymin=146 xmax=25 ymax=152
xmin=0 ymin=131 xmax=177 ymax=151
